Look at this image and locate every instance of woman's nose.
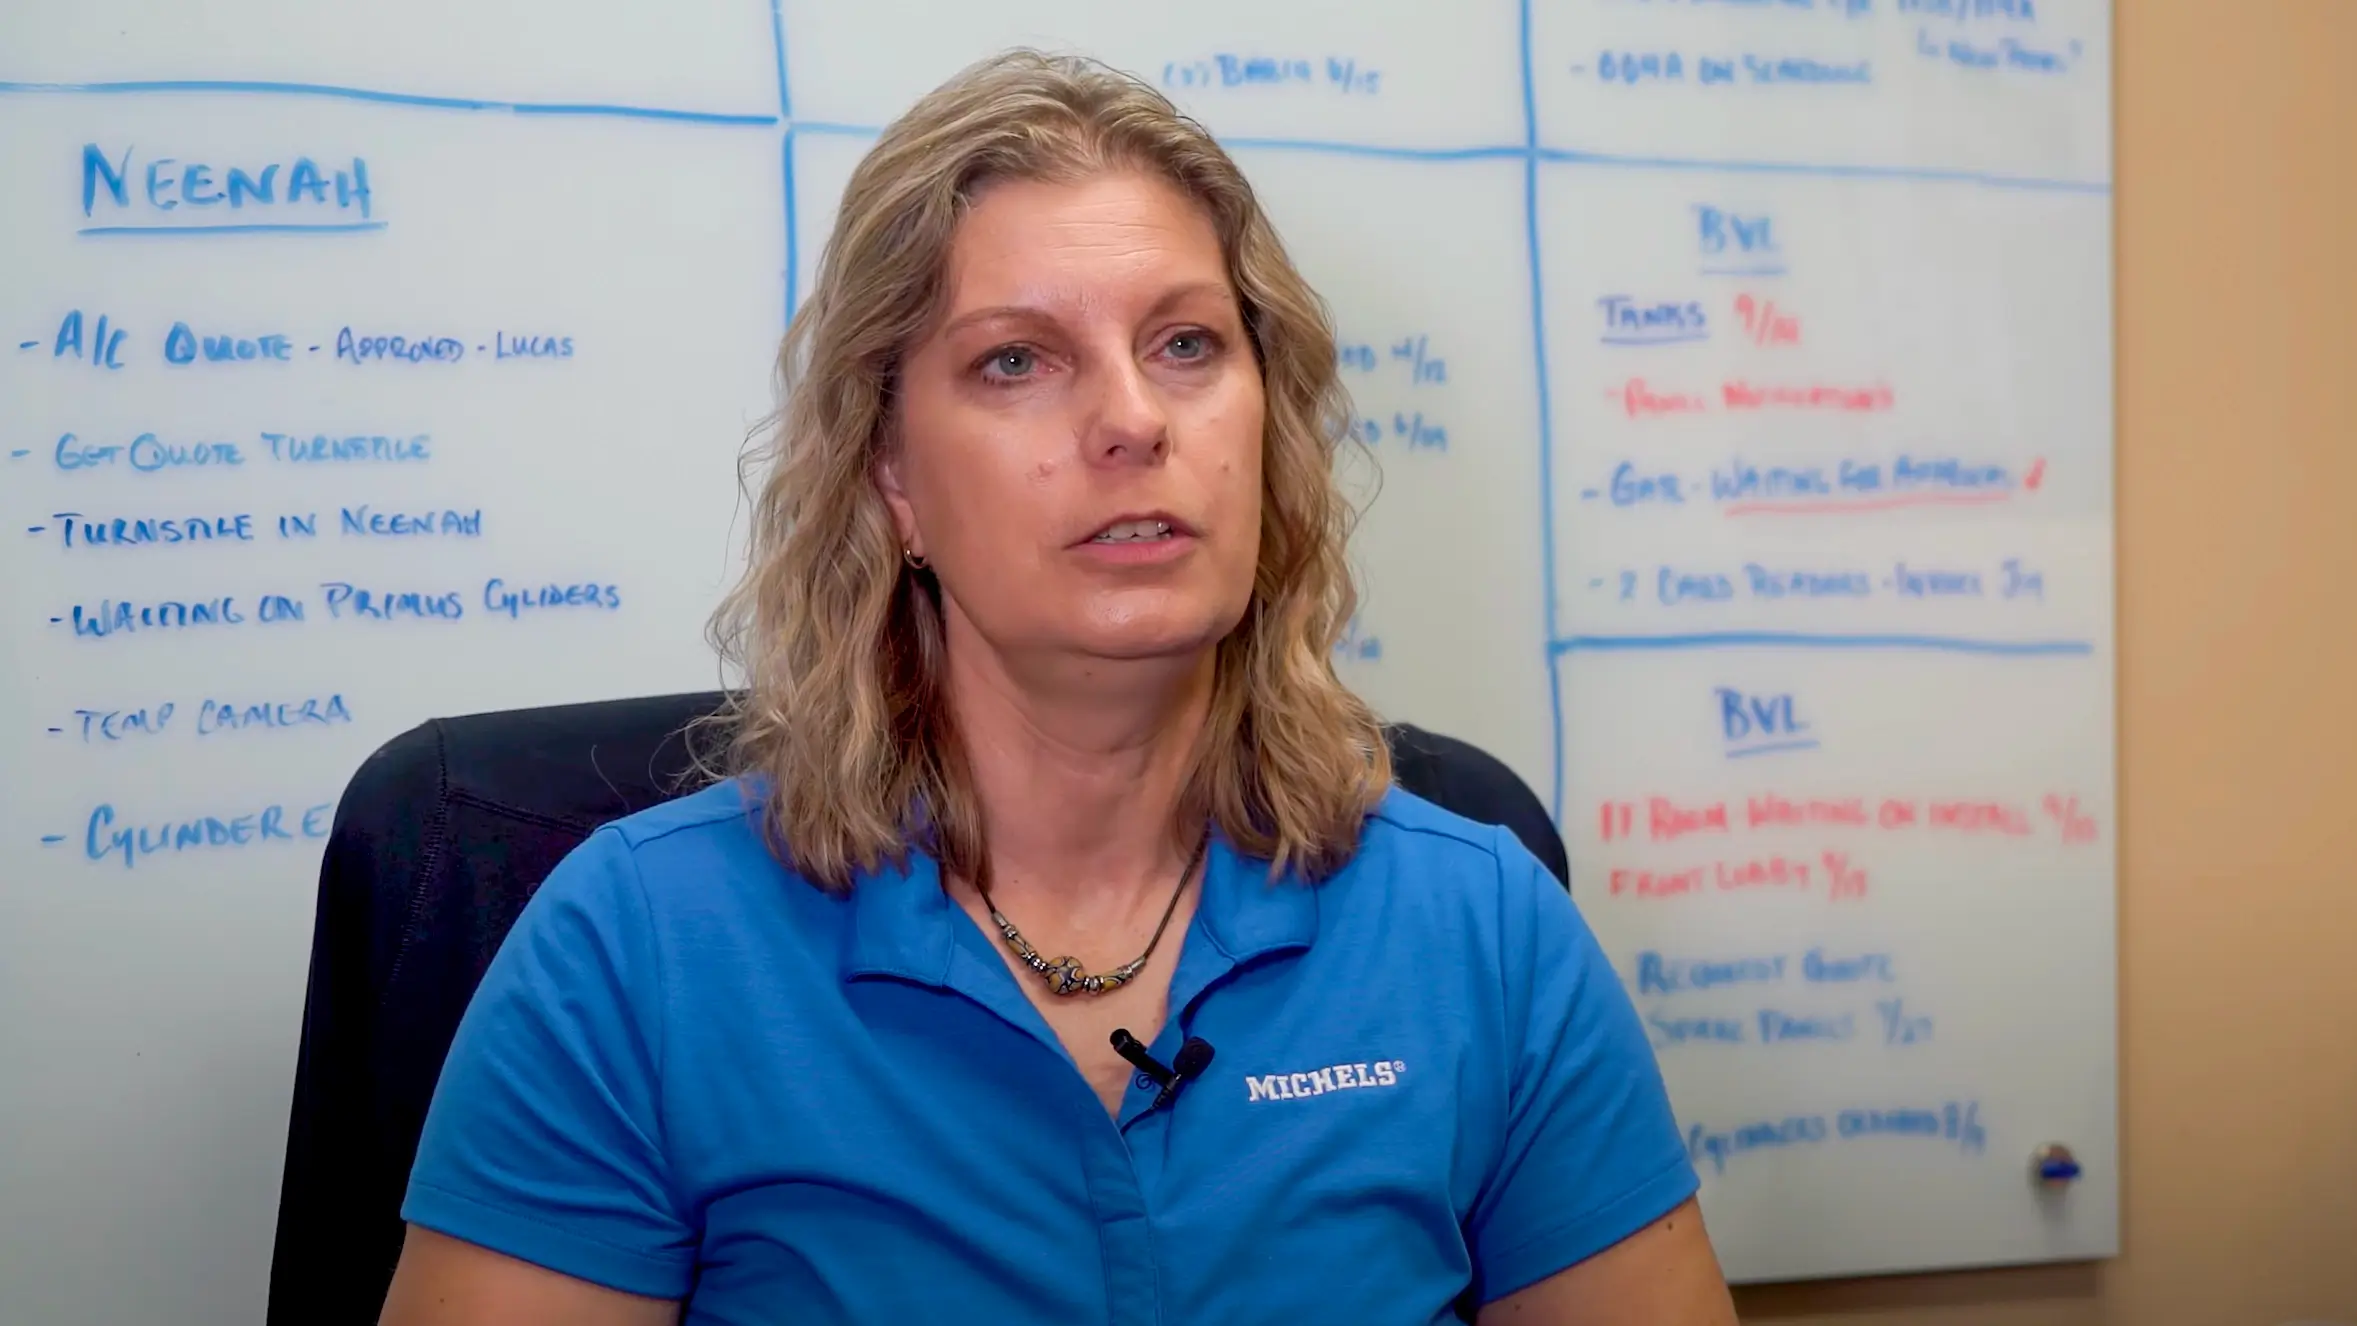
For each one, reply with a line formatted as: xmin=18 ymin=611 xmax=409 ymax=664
xmin=1086 ymin=357 xmax=1169 ymax=466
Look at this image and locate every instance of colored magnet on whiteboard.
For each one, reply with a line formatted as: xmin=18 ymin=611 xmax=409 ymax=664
xmin=2030 ymin=1143 xmax=2081 ymax=1186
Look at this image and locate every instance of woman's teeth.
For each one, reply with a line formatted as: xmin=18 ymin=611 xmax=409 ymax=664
xmin=1092 ymin=520 xmax=1173 ymax=543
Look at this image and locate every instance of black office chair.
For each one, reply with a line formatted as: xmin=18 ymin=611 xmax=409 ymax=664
xmin=264 ymin=689 xmax=1566 ymax=1325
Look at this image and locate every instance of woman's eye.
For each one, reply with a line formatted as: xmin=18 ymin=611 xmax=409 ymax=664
xmin=981 ymin=346 xmax=1036 ymax=380
xmin=1164 ymin=332 xmax=1211 ymax=361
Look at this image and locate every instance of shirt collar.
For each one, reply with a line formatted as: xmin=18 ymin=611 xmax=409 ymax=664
xmin=841 ymin=830 xmax=1319 ymax=989
xmin=842 ymin=848 xmax=959 ymax=987
xmin=1191 ymin=830 xmax=1320 ymax=967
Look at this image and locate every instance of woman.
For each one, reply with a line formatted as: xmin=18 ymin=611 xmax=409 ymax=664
xmin=381 ymin=49 xmax=1735 ymax=1325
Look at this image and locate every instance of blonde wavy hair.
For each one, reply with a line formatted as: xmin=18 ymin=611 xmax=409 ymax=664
xmin=704 ymin=48 xmax=1392 ymax=893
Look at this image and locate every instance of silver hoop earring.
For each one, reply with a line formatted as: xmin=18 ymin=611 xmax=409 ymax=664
xmin=902 ymin=548 xmax=928 ymax=571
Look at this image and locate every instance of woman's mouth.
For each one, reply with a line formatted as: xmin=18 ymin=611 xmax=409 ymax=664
xmin=1089 ymin=519 xmax=1174 ymax=544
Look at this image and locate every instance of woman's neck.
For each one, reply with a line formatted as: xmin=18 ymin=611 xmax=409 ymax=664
xmin=942 ymin=635 xmax=1215 ymax=924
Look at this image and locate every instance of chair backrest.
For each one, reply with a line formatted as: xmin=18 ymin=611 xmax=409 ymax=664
xmin=264 ymin=690 xmax=1566 ymax=1325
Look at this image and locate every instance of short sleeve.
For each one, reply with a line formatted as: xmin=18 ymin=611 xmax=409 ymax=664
xmin=1465 ymin=829 xmax=1700 ymax=1302
xmin=399 ymin=827 xmax=696 ymax=1299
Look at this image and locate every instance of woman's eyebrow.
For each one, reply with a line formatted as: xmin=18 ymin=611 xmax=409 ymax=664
xmin=936 ymin=304 xmax=1059 ymax=340
xmin=938 ymin=281 xmax=1237 ymax=341
xmin=1142 ymin=280 xmax=1239 ymax=321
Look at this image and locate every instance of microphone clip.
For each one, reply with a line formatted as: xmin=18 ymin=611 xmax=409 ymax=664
xmin=1110 ymin=1029 xmax=1217 ymax=1110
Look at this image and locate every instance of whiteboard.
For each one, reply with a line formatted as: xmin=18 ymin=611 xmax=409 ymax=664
xmin=0 ymin=2 xmax=2117 ymax=1322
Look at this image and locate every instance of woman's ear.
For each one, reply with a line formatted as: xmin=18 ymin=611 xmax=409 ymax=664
xmin=872 ymin=449 xmax=922 ymax=558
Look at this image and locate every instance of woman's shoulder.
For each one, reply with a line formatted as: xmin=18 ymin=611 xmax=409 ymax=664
xmin=1359 ymin=783 xmax=1547 ymax=884
xmin=533 ymin=778 xmax=813 ymax=922
xmin=597 ymin=776 xmax=771 ymax=856
xmin=1340 ymin=784 xmax=1573 ymax=934
xmin=1322 ymin=790 xmax=1631 ymax=1072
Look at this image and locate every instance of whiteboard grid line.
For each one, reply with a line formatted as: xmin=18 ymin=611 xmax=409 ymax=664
xmin=0 ymin=82 xmax=2112 ymax=193
xmin=0 ymin=78 xmax=780 ymax=125
xmin=773 ymin=2 xmax=799 ymax=326
xmin=1553 ymin=632 xmax=2097 ymax=656
xmin=1517 ymin=0 xmax=1569 ymax=826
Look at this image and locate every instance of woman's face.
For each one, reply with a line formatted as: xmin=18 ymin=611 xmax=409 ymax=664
xmin=882 ymin=169 xmax=1265 ymax=676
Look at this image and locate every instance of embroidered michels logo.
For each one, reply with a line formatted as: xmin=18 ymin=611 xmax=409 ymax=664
xmin=1245 ymin=1060 xmax=1407 ymax=1102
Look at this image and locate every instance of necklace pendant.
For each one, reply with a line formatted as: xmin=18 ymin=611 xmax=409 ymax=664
xmin=982 ymin=826 xmax=1209 ymax=1000
xmin=1043 ymin=956 xmax=1087 ymax=996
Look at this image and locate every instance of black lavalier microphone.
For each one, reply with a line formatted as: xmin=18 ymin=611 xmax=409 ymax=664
xmin=1111 ymin=1029 xmax=1217 ymax=1110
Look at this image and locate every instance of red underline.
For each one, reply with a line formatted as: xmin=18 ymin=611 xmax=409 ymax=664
xmin=1725 ymin=491 xmax=2016 ymax=516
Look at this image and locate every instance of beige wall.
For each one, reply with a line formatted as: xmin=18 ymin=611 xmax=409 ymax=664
xmin=1736 ymin=3 xmax=2357 ymax=1324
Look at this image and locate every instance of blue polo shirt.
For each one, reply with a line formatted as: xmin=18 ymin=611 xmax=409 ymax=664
xmin=402 ymin=779 xmax=1697 ymax=1323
